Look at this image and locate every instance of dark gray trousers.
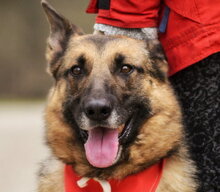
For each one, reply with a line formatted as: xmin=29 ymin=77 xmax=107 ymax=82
xmin=170 ymin=52 xmax=220 ymax=192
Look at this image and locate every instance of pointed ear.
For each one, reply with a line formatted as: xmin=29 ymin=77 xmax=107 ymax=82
xmin=41 ymin=0 xmax=83 ymax=75
xmin=146 ymin=39 xmax=168 ymax=80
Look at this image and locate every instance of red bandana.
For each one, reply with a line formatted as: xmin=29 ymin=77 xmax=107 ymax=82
xmin=65 ymin=159 xmax=165 ymax=192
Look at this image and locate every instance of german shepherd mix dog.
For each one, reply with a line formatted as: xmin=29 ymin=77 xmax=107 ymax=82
xmin=39 ymin=1 xmax=198 ymax=192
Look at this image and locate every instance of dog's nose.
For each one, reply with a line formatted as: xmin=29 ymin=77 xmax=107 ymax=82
xmin=83 ymin=98 xmax=112 ymax=121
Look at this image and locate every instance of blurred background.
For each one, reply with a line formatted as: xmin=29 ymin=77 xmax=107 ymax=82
xmin=0 ymin=0 xmax=95 ymax=191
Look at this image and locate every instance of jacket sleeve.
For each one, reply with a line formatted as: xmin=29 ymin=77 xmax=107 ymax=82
xmin=86 ymin=0 xmax=162 ymax=28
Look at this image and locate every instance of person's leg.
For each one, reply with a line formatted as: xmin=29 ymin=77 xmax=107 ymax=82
xmin=170 ymin=52 xmax=220 ymax=192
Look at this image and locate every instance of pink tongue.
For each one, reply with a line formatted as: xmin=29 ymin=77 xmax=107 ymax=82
xmin=84 ymin=127 xmax=119 ymax=168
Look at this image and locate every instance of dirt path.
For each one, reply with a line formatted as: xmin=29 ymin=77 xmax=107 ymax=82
xmin=0 ymin=103 xmax=49 ymax=192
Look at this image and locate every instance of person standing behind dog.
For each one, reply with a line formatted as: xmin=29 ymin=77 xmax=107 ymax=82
xmin=86 ymin=0 xmax=220 ymax=192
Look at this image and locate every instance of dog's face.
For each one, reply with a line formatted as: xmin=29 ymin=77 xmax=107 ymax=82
xmin=42 ymin=1 xmax=183 ymax=179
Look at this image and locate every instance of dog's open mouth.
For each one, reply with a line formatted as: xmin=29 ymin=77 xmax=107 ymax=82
xmin=79 ymin=117 xmax=133 ymax=168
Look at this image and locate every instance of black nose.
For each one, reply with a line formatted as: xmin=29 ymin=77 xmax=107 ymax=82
xmin=83 ymin=98 xmax=113 ymax=121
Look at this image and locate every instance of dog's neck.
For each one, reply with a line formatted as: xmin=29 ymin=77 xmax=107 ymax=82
xmin=65 ymin=160 xmax=165 ymax=192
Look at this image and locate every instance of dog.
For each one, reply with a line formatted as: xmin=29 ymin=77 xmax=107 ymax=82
xmin=38 ymin=1 xmax=198 ymax=191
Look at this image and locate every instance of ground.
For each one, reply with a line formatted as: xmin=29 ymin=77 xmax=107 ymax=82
xmin=0 ymin=102 xmax=49 ymax=192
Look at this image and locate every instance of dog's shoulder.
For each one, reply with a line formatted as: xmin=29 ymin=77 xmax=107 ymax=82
xmin=157 ymin=146 xmax=198 ymax=192
xmin=38 ymin=156 xmax=64 ymax=192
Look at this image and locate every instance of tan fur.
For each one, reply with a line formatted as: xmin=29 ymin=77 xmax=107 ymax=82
xmin=39 ymin=1 xmax=198 ymax=191
xmin=157 ymin=147 xmax=198 ymax=192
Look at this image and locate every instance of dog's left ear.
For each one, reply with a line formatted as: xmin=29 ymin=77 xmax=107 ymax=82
xmin=41 ymin=0 xmax=84 ymax=75
xmin=146 ymin=39 xmax=169 ymax=77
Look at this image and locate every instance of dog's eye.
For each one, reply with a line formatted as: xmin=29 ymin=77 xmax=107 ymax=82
xmin=120 ymin=65 xmax=134 ymax=74
xmin=70 ymin=66 xmax=83 ymax=76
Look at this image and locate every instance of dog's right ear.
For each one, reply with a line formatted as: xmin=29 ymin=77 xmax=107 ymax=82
xmin=41 ymin=0 xmax=83 ymax=75
xmin=146 ymin=39 xmax=168 ymax=81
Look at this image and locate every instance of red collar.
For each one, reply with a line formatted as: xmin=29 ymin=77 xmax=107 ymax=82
xmin=65 ymin=159 xmax=165 ymax=192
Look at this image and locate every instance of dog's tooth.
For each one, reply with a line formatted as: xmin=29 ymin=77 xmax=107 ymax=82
xmin=113 ymin=146 xmax=123 ymax=164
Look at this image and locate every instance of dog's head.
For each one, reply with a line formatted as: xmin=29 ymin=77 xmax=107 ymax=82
xmin=42 ymin=1 xmax=183 ymax=179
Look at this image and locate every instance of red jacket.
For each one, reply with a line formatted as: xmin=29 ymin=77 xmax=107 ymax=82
xmin=86 ymin=0 xmax=220 ymax=75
